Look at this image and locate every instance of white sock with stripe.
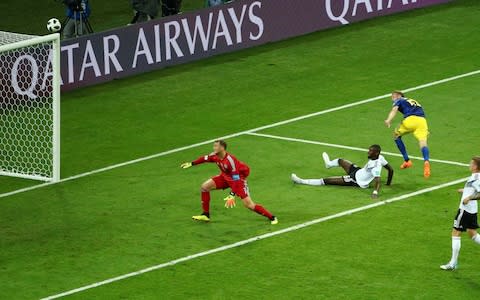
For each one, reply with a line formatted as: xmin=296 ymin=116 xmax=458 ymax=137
xmin=303 ymin=179 xmax=325 ymax=186
xmin=328 ymin=159 xmax=340 ymax=168
xmin=472 ymin=233 xmax=480 ymax=245
xmin=449 ymin=236 xmax=461 ymax=266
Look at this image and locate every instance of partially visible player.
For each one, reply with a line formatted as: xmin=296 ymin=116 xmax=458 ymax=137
xmin=440 ymin=156 xmax=480 ymax=270
xmin=384 ymin=91 xmax=431 ymax=178
xmin=180 ymin=140 xmax=278 ymax=225
xmin=291 ymin=145 xmax=394 ymax=199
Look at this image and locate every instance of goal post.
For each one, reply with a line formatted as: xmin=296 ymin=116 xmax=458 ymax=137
xmin=0 ymin=32 xmax=61 ymax=182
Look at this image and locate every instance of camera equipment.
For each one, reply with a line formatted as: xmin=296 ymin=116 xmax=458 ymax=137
xmin=56 ymin=0 xmax=94 ymax=37
xmin=63 ymin=0 xmax=83 ymax=11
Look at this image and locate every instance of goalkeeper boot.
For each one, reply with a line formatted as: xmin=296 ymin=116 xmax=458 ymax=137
xmin=192 ymin=213 xmax=210 ymax=222
xmin=400 ymin=160 xmax=413 ymax=169
xmin=270 ymin=216 xmax=279 ymax=225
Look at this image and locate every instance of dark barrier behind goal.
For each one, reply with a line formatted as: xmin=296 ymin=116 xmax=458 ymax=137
xmin=52 ymin=0 xmax=455 ymax=91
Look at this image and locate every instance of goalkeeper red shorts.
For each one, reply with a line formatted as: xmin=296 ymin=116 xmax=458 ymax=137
xmin=212 ymin=175 xmax=250 ymax=199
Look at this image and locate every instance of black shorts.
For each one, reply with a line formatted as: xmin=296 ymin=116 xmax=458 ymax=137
xmin=453 ymin=209 xmax=479 ymax=232
xmin=342 ymin=164 xmax=361 ymax=186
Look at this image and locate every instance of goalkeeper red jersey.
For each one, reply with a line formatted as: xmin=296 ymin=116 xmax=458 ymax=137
xmin=192 ymin=152 xmax=250 ymax=181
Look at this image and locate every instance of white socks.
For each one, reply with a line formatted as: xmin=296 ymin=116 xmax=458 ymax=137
xmin=449 ymin=236 xmax=461 ymax=266
xmin=447 ymin=234 xmax=480 ymax=266
xmin=292 ymin=174 xmax=325 ymax=186
xmin=302 ymin=178 xmax=325 ymax=186
xmin=328 ymin=159 xmax=340 ymax=168
xmin=472 ymin=234 xmax=480 ymax=245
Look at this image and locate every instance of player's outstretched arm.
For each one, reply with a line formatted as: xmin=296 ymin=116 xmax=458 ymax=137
xmin=372 ymin=177 xmax=381 ymax=199
xmin=384 ymin=106 xmax=399 ymax=128
xmin=384 ymin=164 xmax=394 ymax=185
xmin=181 ymin=154 xmax=215 ymax=169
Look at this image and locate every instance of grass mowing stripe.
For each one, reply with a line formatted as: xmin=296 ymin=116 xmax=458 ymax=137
xmin=1 ymin=69 xmax=479 ymax=201
xmin=40 ymin=176 xmax=468 ymax=299
xmin=247 ymin=132 xmax=469 ymax=167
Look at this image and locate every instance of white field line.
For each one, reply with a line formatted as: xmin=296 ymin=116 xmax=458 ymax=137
xmin=40 ymin=176 xmax=468 ymax=300
xmin=247 ymin=132 xmax=469 ymax=167
xmin=2 ymin=69 xmax=479 ymax=201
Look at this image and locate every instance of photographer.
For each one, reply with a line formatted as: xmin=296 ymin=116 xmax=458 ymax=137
xmin=63 ymin=0 xmax=91 ymax=39
xmin=161 ymin=0 xmax=182 ymax=16
xmin=205 ymin=0 xmax=230 ymax=7
xmin=130 ymin=0 xmax=160 ymax=24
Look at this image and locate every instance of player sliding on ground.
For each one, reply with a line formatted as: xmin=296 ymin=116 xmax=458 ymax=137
xmin=440 ymin=156 xmax=480 ymax=270
xmin=291 ymin=145 xmax=394 ymax=199
xmin=180 ymin=140 xmax=278 ymax=225
xmin=384 ymin=91 xmax=431 ymax=178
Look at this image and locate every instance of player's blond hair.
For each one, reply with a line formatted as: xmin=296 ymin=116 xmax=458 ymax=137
xmin=392 ymin=90 xmax=405 ymax=97
xmin=472 ymin=156 xmax=480 ymax=169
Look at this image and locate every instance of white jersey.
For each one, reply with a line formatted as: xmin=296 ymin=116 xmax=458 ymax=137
xmin=355 ymin=155 xmax=389 ymax=188
xmin=459 ymin=173 xmax=480 ymax=214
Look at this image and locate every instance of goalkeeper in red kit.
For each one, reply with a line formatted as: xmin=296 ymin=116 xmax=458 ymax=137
xmin=181 ymin=140 xmax=278 ymax=224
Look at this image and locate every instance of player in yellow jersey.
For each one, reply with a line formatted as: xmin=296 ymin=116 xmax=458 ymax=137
xmin=384 ymin=91 xmax=431 ymax=178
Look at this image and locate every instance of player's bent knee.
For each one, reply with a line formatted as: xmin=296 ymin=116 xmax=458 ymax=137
xmin=201 ymin=180 xmax=215 ymax=192
xmin=466 ymin=229 xmax=477 ymax=238
xmin=451 ymin=228 xmax=462 ymax=237
xmin=200 ymin=183 xmax=209 ymax=192
xmin=418 ymin=140 xmax=428 ymax=147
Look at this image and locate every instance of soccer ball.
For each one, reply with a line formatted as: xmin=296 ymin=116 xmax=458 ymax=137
xmin=46 ymin=18 xmax=62 ymax=33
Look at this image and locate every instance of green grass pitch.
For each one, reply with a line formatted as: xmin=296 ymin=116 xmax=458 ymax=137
xmin=1 ymin=0 xmax=480 ymax=299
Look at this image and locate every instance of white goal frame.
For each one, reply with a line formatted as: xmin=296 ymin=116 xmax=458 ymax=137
xmin=0 ymin=33 xmax=61 ymax=182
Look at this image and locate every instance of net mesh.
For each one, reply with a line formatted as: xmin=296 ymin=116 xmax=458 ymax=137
xmin=0 ymin=32 xmax=57 ymax=180
xmin=0 ymin=31 xmax=37 ymax=46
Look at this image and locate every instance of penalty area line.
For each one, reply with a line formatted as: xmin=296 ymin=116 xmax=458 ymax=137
xmin=1 ymin=69 xmax=479 ymax=201
xmin=247 ymin=132 xmax=469 ymax=167
xmin=40 ymin=176 xmax=467 ymax=300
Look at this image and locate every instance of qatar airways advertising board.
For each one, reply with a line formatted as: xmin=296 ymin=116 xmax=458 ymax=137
xmin=51 ymin=0 xmax=452 ymax=91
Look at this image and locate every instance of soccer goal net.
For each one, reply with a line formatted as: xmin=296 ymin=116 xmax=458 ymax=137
xmin=0 ymin=31 xmax=60 ymax=182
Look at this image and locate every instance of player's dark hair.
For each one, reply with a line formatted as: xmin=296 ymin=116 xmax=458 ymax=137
xmin=215 ymin=140 xmax=227 ymax=150
xmin=370 ymin=144 xmax=381 ymax=153
xmin=393 ymin=90 xmax=405 ymax=97
xmin=472 ymin=156 xmax=480 ymax=169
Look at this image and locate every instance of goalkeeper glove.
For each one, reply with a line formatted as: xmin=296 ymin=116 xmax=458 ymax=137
xmin=180 ymin=162 xmax=193 ymax=169
xmin=224 ymin=192 xmax=236 ymax=208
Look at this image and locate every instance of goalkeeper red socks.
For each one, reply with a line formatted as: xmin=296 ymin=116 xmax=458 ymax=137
xmin=253 ymin=204 xmax=274 ymax=220
xmin=201 ymin=193 xmax=273 ymax=220
xmin=201 ymin=191 xmax=210 ymax=215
